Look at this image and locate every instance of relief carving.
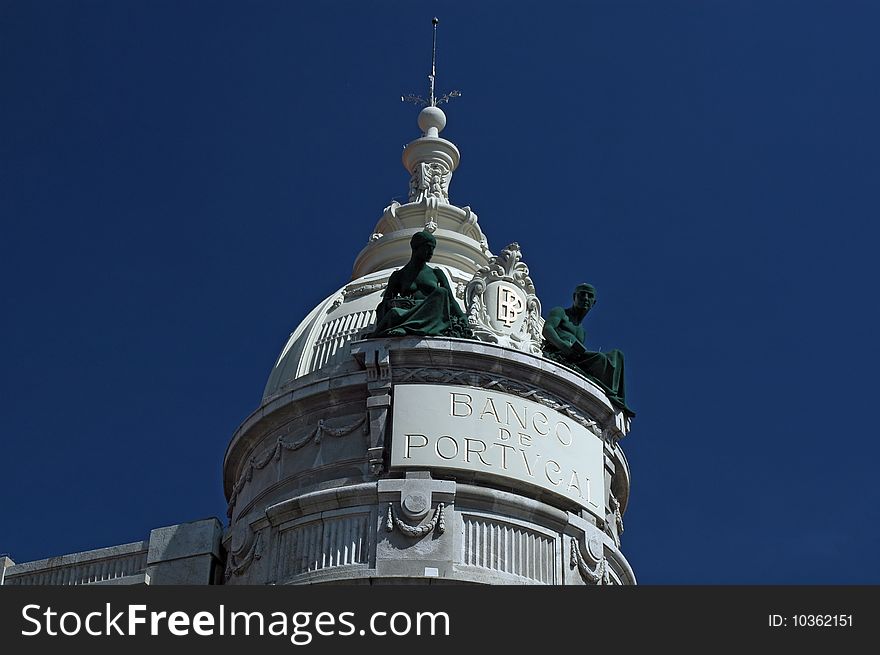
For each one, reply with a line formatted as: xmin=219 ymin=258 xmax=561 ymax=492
xmin=465 ymin=243 xmax=543 ymax=354
xmin=227 ymin=415 xmax=369 ymax=518
xmin=604 ymin=492 xmax=624 ymax=547
xmin=409 ymin=161 xmax=451 ymax=204
xmin=570 ymin=537 xmax=611 ymax=585
xmin=385 ymin=502 xmax=446 ymax=538
xmin=393 ymin=367 xmax=605 ymax=440
xmin=225 ymin=530 xmax=264 ymax=581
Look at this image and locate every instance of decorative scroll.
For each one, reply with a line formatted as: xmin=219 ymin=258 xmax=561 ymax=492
xmin=570 ymin=538 xmax=611 ymax=586
xmin=227 ymin=416 xmax=369 ymax=518
xmin=373 ymin=201 xmax=404 ymax=238
xmin=457 ymin=206 xmax=484 ymax=244
xmin=385 ymin=503 xmax=446 ymax=538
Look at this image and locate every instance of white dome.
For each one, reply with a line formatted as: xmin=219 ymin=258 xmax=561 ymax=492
xmin=263 ymin=105 xmax=490 ymax=401
xmin=262 ymin=272 xmax=383 ymax=401
xmin=262 ymin=265 xmax=473 ymax=401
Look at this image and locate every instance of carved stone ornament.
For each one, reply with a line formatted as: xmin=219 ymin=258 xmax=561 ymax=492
xmin=409 ymin=161 xmax=451 ymax=204
xmin=385 ymin=502 xmax=446 ymax=538
xmin=465 ymin=243 xmax=543 ymax=354
xmin=606 ymin=492 xmax=624 ymax=547
xmin=227 ymin=415 xmax=369 ymax=518
xmin=225 ymin=528 xmax=263 ymax=580
xmin=570 ymin=537 xmax=611 ymax=585
xmin=330 ymin=279 xmax=388 ymax=312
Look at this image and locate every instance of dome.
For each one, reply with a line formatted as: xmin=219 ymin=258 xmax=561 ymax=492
xmin=262 ymin=98 xmax=491 ymax=401
xmin=262 ymin=264 xmax=475 ymax=401
xmin=262 ymin=271 xmax=383 ymax=401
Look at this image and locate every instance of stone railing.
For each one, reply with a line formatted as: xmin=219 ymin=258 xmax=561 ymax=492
xmin=2 ymin=541 xmax=149 ymax=586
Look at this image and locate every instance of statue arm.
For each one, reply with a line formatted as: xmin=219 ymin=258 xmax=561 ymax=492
xmin=433 ymin=266 xmax=453 ymax=290
xmin=382 ymin=271 xmax=402 ymax=300
xmin=433 ymin=267 xmax=465 ymax=317
xmin=376 ymin=271 xmax=402 ymax=323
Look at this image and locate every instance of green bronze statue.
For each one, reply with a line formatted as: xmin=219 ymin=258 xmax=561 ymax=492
xmin=372 ymin=230 xmax=472 ymax=338
xmin=542 ymin=283 xmax=633 ymax=416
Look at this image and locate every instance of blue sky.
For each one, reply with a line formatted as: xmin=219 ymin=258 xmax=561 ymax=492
xmin=2 ymin=0 xmax=878 ymax=584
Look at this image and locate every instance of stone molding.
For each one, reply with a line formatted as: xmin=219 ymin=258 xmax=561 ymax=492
xmin=264 ymin=482 xmax=379 ymax=528
xmin=353 ymin=213 xmax=489 ymax=280
xmin=226 ymin=415 xmax=368 ymax=519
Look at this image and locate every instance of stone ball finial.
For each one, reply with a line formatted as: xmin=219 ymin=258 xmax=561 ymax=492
xmin=418 ymin=106 xmax=446 ymax=136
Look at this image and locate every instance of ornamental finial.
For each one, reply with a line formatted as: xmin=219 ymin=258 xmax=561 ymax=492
xmin=401 ymin=17 xmax=461 ymax=108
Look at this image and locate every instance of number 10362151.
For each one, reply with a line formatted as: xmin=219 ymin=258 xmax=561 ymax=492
xmin=769 ymin=614 xmax=853 ymax=628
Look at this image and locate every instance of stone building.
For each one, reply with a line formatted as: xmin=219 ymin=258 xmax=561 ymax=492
xmin=2 ymin=100 xmax=635 ymax=588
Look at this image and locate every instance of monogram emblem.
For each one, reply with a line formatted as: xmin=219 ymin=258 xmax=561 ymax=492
xmin=497 ymin=286 xmax=525 ymax=327
xmin=464 ymin=243 xmax=543 ymax=355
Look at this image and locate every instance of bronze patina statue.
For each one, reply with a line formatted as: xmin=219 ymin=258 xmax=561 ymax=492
xmin=372 ymin=230 xmax=472 ymax=338
xmin=543 ymin=284 xmax=633 ymax=416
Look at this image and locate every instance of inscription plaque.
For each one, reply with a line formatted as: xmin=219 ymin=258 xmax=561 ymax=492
xmin=390 ymin=384 xmax=604 ymax=515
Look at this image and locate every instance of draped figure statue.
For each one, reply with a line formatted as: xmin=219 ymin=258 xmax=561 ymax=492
xmin=372 ymin=231 xmax=472 ymax=338
xmin=542 ymin=283 xmax=634 ymax=417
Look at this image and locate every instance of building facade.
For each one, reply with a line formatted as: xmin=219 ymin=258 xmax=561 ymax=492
xmin=3 ymin=103 xmax=635 ymax=587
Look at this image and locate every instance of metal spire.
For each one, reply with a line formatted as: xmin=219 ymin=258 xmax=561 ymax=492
xmin=401 ymin=17 xmax=461 ymax=108
xmin=429 ymin=16 xmax=438 ymax=106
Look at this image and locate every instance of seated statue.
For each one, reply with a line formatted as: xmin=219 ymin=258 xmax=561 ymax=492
xmin=542 ymin=283 xmax=634 ymax=416
xmin=372 ymin=230 xmax=472 ymax=338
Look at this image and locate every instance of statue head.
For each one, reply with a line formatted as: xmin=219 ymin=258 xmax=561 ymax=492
xmin=410 ymin=230 xmax=436 ymax=263
xmin=572 ymin=283 xmax=596 ymax=311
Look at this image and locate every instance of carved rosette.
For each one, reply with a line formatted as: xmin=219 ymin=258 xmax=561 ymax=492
xmin=465 ymin=243 xmax=543 ymax=354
